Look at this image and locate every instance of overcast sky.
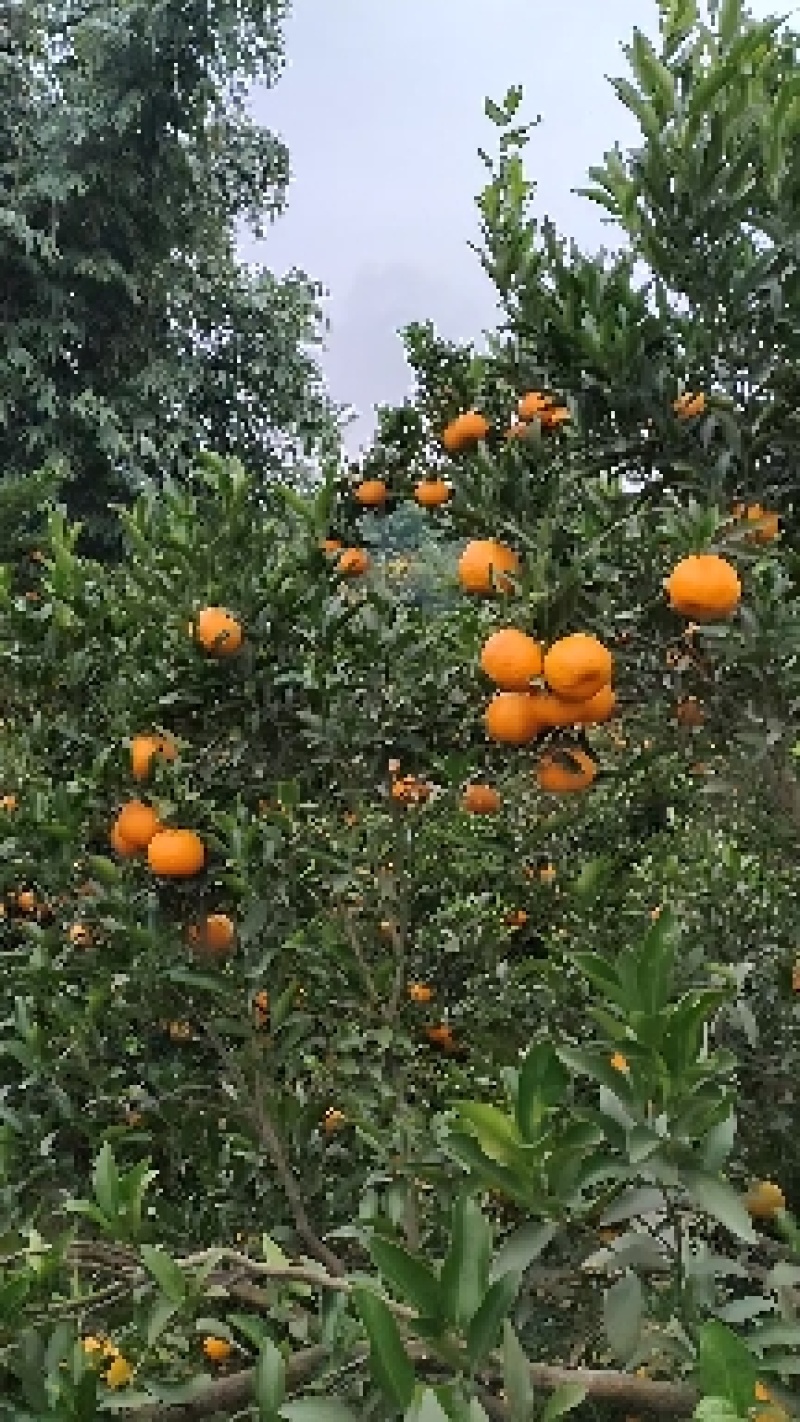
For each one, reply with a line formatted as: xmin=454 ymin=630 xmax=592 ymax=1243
xmin=237 ymin=0 xmax=784 ymax=456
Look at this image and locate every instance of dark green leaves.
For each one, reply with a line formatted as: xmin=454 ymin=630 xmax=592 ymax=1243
xmin=353 ymin=1288 xmax=415 ymax=1410
xmin=367 ymin=1236 xmax=443 ymax=1323
xmin=440 ymin=1196 xmax=492 ymax=1330
xmin=696 ymin=1321 xmax=758 ymax=1415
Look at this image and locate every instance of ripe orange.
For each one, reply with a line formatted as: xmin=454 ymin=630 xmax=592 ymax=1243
xmin=458 ymin=539 xmax=519 ymax=595
xmin=673 ymin=392 xmax=706 ymax=419
xmin=745 ymin=1180 xmax=786 ymax=1220
xmin=518 ymin=391 xmax=555 ymax=421
xmin=194 ymin=606 xmax=243 ymax=657
xmin=743 ymin=504 xmax=780 ymax=544
xmin=336 ymin=548 xmax=370 ymax=577
xmin=442 ymin=411 xmax=490 ymax=453
xmin=320 ymin=537 xmax=342 ymax=554
xmin=425 ymin=1024 xmax=455 ymax=1049
xmin=485 ymin=692 xmax=547 ymax=745
xmin=610 ymin=1051 xmax=629 ymax=1073
xmin=505 ymin=909 xmax=528 ymax=928
xmin=408 ymin=982 xmax=434 ymax=1002
xmin=391 ymin=775 xmax=431 ymax=806
xmin=480 ymin=628 xmax=543 ymax=690
xmin=115 ymin=800 xmax=161 ymax=850
xmin=189 ymin=913 xmax=235 ymax=956
xmin=323 ymin=1107 xmax=346 ymax=1135
xmin=131 ymin=733 xmax=176 ymax=782
xmin=414 ymin=478 xmax=451 ymax=507
xmin=540 ymin=405 xmax=570 ymax=430
xmin=354 ymin=479 xmax=388 ymax=507
xmin=462 ymin=783 xmax=501 ymax=814
xmin=202 ymin=1337 xmax=232 ymax=1363
xmin=537 ymin=748 xmax=598 ymax=793
xmin=666 ymin=554 xmax=741 ymax=620
xmin=147 ymin=828 xmax=206 ymax=878
xmin=16 ymin=890 xmax=36 ymax=913
xmin=543 ymin=634 xmax=613 ymax=703
xmin=568 ymin=684 xmax=617 ymax=725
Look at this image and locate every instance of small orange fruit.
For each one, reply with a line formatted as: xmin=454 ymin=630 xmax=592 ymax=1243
xmin=202 ymin=1336 xmax=232 ymax=1363
xmin=147 ymin=828 xmax=206 ymax=878
xmin=518 ymin=391 xmax=555 ymax=421
xmin=458 ymin=539 xmax=519 ymax=595
xmin=168 ymin=1021 xmax=193 ymax=1041
xmin=194 ymin=606 xmax=243 ymax=656
xmin=189 ymin=913 xmax=235 ymax=956
xmin=68 ymin=923 xmax=92 ymax=948
xmin=354 ymin=478 xmax=388 ymax=507
xmin=505 ymin=909 xmax=528 ymax=928
xmin=442 ymin=411 xmax=490 ymax=453
xmin=543 ymin=634 xmax=613 ymax=702
xmin=115 ymin=800 xmax=161 ymax=851
xmin=480 ymin=628 xmax=543 ymax=690
xmin=746 ymin=1180 xmax=786 ymax=1221
xmin=675 ymin=697 xmax=705 ymax=728
xmin=462 ymin=783 xmax=501 ymax=814
xmin=16 ymin=889 xmax=36 ymax=913
xmin=743 ymin=504 xmax=780 ymax=544
xmin=323 ymin=1107 xmax=346 ymax=1134
xmin=539 ymin=863 xmax=557 ymax=884
xmin=131 ymin=734 xmax=176 ymax=782
xmin=568 ymin=684 xmax=617 ymax=725
xmin=391 ymin=775 xmax=431 ymax=806
xmin=408 ymin=982 xmax=434 ymax=1002
xmin=485 ymin=692 xmax=547 ymax=745
xmin=425 ymin=1024 xmax=455 ymax=1049
xmin=336 ymin=547 xmax=370 ymax=577
xmin=320 ymin=537 xmax=342 ymax=553
xmin=414 ymin=478 xmax=451 ymax=507
xmin=104 ymin=1355 xmax=134 ymax=1388
xmin=537 ymin=748 xmax=597 ymax=793
xmin=666 ymin=554 xmax=741 ymax=621
xmin=540 ymin=405 xmax=570 ymax=430
xmin=673 ymin=392 xmax=706 ymax=419
xmin=0 ymin=794 xmax=17 ymax=812
xmin=610 ymin=1051 xmax=629 ymax=1073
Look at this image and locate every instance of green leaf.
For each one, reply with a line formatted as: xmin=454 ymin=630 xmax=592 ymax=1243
xmin=409 ymin=1392 xmax=451 ymax=1422
xmin=542 ymin=1384 xmax=588 ymax=1422
xmin=456 ymin=1103 xmax=526 ymax=1166
xmin=465 ymin=1271 xmax=520 ymax=1367
xmin=503 ymin=1321 xmax=534 ymax=1422
xmin=146 ymin=1298 xmax=179 ymax=1347
xmin=515 ymin=1043 xmax=570 ymax=1143
xmin=628 ymin=28 xmax=676 ymax=117
xmin=696 ymin=1321 xmax=758 ymax=1414
xmin=702 ymin=1113 xmax=737 ymax=1172
xmin=440 ymin=1196 xmax=492 ymax=1329
xmin=92 ymin=1142 xmax=120 ymax=1219
xmin=254 ymin=1338 xmax=286 ymax=1417
xmin=139 ymin=1246 xmax=187 ymax=1305
xmin=353 ymin=1288 xmax=415 ymax=1410
xmin=367 ymin=1236 xmax=442 ymax=1321
xmin=682 ymin=1173 xmax=757 ymax=1245
xmin=489 ymin=1222 xmax=557 ymax=1283
xmin=603 ymin=1272 xmax=644 ymax=1364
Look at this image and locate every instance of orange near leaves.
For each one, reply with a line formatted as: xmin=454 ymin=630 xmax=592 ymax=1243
xmin=115 ymin=800 xmax=161 ymax=850
xmin=442 ymin=411 xmax=490 ymax=453
xmin=323 ymin=1107 xmax=346 ymax=1134
xmin=741 ymin=504 xmax=780 ymax=544
xmin=673 ymin=391 xmax=705 ymax=419
xmin=131 ymin=733 xmax=176 ymax=782
xmin=391 ymin=775 xmax=431 ymax=806
xmin=675 ymin=697 xmax=705 ymax=728
xmin=189 ymin=914 xmax=235 ymax=955
xmin=408 ymin=981 xmax=434 ymax=1002
xmin=354 ymin=479 xmax=388 ymax=507
xmin=485 ymin=692 xmax=547 ymax=745
xmin=745 ymin=1180 xmax=786 ymax=1220
xmin=458 ymin=539 xmax=519 ymax=595
xmin=543 ymin=634 xmax=613 ymax=703
xmin=462 ymin=783 xmax=501 ymax=814
xmin=518 ymin=391 xmax=555 ymax=421
xmin=194 ymin=606 xmax=243 ymax=656
xmin=480 ymin=629 xmax=543 ymax=690
xmin=568 ymin=684 xmax=617 ymax=725
xmin=537 ymin=748 xmax=597 ymax=793
xmin=414 ymin=479 xmax=451 ymax=507
xmin=147 ymin=828 xmax=206 ymax=878
xmin=110 ymin=820 xmax=138 ymax=857
xmin=203 ymin=1337 xmax=232 ymax=1363
xmin=336 ymin=548 xmax=370 ymax=577
xmin=666 ymin=554 xmax=741 ymax=621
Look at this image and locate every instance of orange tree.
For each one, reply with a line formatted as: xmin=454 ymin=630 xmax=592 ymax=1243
xmin=3 ymin=2 xmax=800 ymax=1420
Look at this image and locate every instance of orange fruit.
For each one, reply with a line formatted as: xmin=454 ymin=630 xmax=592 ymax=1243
xmin=408 ymin=982 xmax=434 ymax=1002
xmin=666 ymin=554 xmax=741 ymax=620
xmin=0 ymin=794 xmax=17 ymax=811
xmin=131 ymin=733 xmax=176 ymax=782
xmin=189 ymin=913 xmax=235 ymax=956
xmin=442 ymin=411 xmax=490 ymax=453
xmin=115 ymin=800 xmax=161 ymax=851
xmin=202 ymin=1337 xmax=232 ymax=1363
xmin=391 ymin=775 xmax=431 ymax=806
xmin=568 ymin=684 xmax=617 ymax=725
xmin=336 ymin=547 xmax=370 ymax=577
xmin=354 ymin=479 xmax=388 ymax=507
xmin=16 ymin=889 xmax=36 ymax=913
xmin=675 ymin=697 xmax=705 ymax=728
xmin=320 ymin=537 xmax=342 ymax=553
xmin=462 ymin=783 xmax=501 ymax=814
xmin=110 ymin=820 xmax=138 ymax=857
xmin=537 ymin=748 xmax=597 ymax=793
xmin=673 ymin=392 xmax=706 ymax=419
xmin=518 ymin=391 xmax=555 ymax=421
xmin=323 ymin=1107 xmax=346 ymax=1134
xmin=543 ymin=634 xmax=613 ymax=702
xmin=610 ymin=1051 xmax=629 ymax=1073
xmin=68 ymin=923 xmax=92 ymax=948
xmin=480 ymin=628 xmax=543 ymax=690
xmin=745 ymin=1180 xmax=786 ymax=1221
xmin=147 ymin=828 xmax=206 ymax=878
xmin=194 ymin=606 xmax=243 ymax=656
xmin=485 ymin=692 xmax=547 ymax=745
xmin=414 ymin=479 xmax=451 ymax=507
xmin=458 ymin=539 xmax=519 ymax=595
xmin=540 ymin=405 xmax=570 ymax=429
xmin=505 ymin=909 xmax=528 ymax=928
xmin=504 ymin=422 xmax=530 ymax=440
xmin=743 ymin=505 xmax=780 ymax=543
xmin=425 ymin=1024 xmax=455 ymax=1048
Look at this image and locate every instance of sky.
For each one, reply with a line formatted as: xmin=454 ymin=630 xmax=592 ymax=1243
xmin=237 ymin=0 xmax=783 ymax=457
